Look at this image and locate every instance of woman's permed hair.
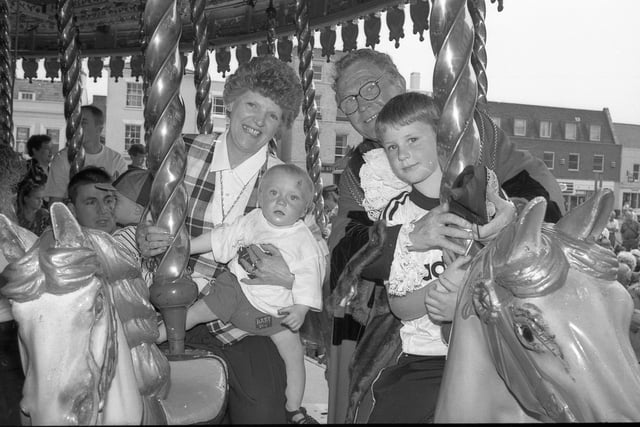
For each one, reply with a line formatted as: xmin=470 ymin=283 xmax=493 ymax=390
xmin=223 ymin=55 xmax=303 ymax=129
xmin=331 ymin=48 xmax=406 ymax=96
xmin=374 ymin=92 xmax=440 ymax=140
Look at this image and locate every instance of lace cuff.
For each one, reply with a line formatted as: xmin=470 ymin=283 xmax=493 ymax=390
xmin=387 ymin=222 xmax=429 ymax=296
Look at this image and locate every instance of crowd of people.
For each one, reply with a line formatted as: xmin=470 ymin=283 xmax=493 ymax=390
xmin=0 ymin=48 xmax=636 ymax=425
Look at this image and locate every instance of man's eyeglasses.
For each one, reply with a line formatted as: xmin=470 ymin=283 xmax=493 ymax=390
xmin=338 ymin=75 xmax=384 ymax=116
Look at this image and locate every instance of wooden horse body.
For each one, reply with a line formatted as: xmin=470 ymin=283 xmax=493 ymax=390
xmin=0 ymin=203 xmax=227 ymax=425
xmin=436 ymin=190 xmax=640 ymax=422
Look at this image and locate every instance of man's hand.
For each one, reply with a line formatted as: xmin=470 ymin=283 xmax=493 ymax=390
xmin=474 ymin=191 xmax=517 ymax=243
xmin=135 ymin=223 xmax=173 ymax=258
xmin=408 ymin=202 xmax=474 ymax=254
xmin=239 ymin=244 xmax=295 ymax=288
xmin=278 ymin=304 xmax=309 ymax=332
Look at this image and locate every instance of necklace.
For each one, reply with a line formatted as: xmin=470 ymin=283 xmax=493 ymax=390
xmin=219 ymin=170 xmax=254 ymax=223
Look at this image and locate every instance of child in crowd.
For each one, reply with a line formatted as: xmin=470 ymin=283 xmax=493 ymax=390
xmin=157 ymin=164 xmax=326 ymax=424
xmin=363 ymin=91 xmax=508 ymax=422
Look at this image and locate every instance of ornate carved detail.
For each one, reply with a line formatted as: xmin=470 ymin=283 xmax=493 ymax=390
xmin=277 ymin=36 xmax=293 ymax=63
xmin=386 ymin=4 xmax=405 ymax=48
xmin=22 ymin=58 xmax=38 ymax=83
xmin=215 ymin=47 xmax=231 ymax=77
xmin=109 ymin=56 xmax=125 ymax=82
xmin=319 ymin=25 xmax=336 ymax=62
xmin=410 ymin=0 xmax=430 ymax=41
xmin=341 ymin=19 xmax=358 ymax=52
xmin=87 ymin=56 xmax=103 ymax=82
xmin=265 ymin=0 xmax=277 ymax=55
xmin=44 ymin=57 xmax=60 ymax=82
xmin=130 ymin=54 xmax=145 ymax=82
xmin=236 ymin=44 xmax=252 ymax=66
xmin=364 ymin=12 xmax=381 ymax=49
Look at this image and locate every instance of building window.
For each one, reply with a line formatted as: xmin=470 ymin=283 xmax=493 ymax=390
xmin=540 ymin=120 xmax=552 ymax=138
xmin=514 ymin=119 xmax=527 ymax=136
xmin=126 ymin=82 xmax=144 ymax=107
xmin=491 ymin=116 xmax=501 ymax=128
xmin=568 ymin=153 xmax=579 ymax=171
xmin=633 ymin=164 xmax=640 ymax=181
xmin=589 ymin=125 xmax=601 ymax=141
xmin=124 ymin=124 xmax=142 ymax=151
xmin=18 ymin=91 xmax=35 ymax=101
xmin=212 ymin=96 xmax=226 ymax=116
xmin=543 ymin=151 xmax=554 ymax=169
xmin=565 ymin=123 xmax=577 ymax=140
xmin=315 ymin=95 xmax=322 ymax=121
xmin=16 ymin=126 xmax=30 ymax=154
xmin=313 ymin=63 xmax=323 ymax=81
xmin=335 ymin=134 xmax=348 ymax=162
xmin=592 ymin=154 xmax=604 ymax=172
xmin=45 ymin=128 xmax=60 ymax=145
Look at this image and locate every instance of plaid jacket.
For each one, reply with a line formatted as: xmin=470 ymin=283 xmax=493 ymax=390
xmin=183 ymin=133 xmax=280 ymax=344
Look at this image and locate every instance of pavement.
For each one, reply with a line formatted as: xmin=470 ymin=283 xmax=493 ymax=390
xmin=302 ymin=356 xmax=329 ymax=423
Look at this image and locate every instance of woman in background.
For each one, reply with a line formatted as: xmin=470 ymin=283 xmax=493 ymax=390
xmin=16 ymin=177 xmax=51 ymax=236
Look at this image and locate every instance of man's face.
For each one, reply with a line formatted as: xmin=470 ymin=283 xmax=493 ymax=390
xmin=69 ymin=184 xmax=117 ymax=233
xmin=33 ymin=142 xmax=53 ymax=167
xmin=335 ymin=61 xmax=405 ymax=141
xmin=81 ymin=110 xmax=103 ymax=146
xmin=131 ymin=154 xmax=147 ymax=168
xmin=227 ymin=90 xmax=283 ymax=161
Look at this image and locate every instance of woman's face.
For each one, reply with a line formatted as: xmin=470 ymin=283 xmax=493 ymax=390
xmin=24 ymin=187 xmax=45 ymax=210
xmin=335 ymin=61 xmax=405 ymax=141
xmin=227 ymin=90 xmax=283 ymax=160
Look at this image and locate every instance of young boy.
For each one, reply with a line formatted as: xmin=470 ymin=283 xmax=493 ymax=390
xmin=365 ymin=92 xmax=503 ymax=423
xmin=158 ymin=164 xmax=326 ymax=424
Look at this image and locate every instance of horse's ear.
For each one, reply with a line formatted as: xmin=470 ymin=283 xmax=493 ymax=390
xmin=555 ymin=189 xmax=614 ymax=241
xmin=0 ymin=214 xmax=38 ymax=263
xmin=499 ymin=197 xmax=547 ymax=264
xmin=50 ymin=202 xmax=85 ymax=248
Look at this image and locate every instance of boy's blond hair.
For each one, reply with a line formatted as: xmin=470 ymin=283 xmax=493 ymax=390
xmin=374 ymin=92 xmax=440 ymax=141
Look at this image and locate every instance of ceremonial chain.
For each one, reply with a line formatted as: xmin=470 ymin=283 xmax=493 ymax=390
xmin=219 ymin=171 xmax=254 ymax=223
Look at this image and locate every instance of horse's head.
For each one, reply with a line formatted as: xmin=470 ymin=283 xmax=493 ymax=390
xmin=459 ymin=190 xmax=640 ymax=421
xmin=0 ymin=203 xmax=128 ymax=425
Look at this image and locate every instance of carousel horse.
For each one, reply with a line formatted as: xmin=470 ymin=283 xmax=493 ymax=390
xmin=0 ymin=203 xmax=227 ymax=425
xmin=435 ymin=190 xmax=640 ymax=422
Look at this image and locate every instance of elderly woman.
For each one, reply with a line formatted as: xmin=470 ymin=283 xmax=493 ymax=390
xmin=326 ymin=49 xmax=566 ymax=423
xmin=139 ymin=55 xmax=308 ymax=424
xmin=0 ymin=144 xmax=27 ymax=425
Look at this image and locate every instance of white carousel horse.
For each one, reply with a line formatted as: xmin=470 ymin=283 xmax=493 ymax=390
xmin=0 ymin=203 xmax=227 ymax=425
xmin=435 ymin=190 xmax=640 ymax=422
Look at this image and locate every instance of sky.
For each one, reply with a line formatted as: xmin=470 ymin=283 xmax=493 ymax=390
xmin=85 ymin=0 xmax=640 ymax=125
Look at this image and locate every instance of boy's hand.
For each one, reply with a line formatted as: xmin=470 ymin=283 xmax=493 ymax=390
xmin=240 ymin=244 xmax=295 ymax=289
xmin=425 ymin=255 xmax=471 ymax=322
xmin=136 ymin=223 xmax=173 ymax=258
xmin=408 ymin=202 xmax=474 ymax=254
xmin=278 ymin=304 xmax=309 ymax=332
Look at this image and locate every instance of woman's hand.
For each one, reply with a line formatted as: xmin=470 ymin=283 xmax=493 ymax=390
xmin=135 ymin=223 xmax=173 ymax=258
xmin=239 ymin=243 xmax=295 ymax=289
xmin=408 ymin=202 xmax=474 ymax=254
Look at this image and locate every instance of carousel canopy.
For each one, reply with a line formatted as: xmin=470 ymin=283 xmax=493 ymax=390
xmin=8 ymin=0 xmax=435 ymax=59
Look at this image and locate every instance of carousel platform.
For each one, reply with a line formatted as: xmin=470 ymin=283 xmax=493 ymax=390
xmin=302 ymin=356 xmax=329 ymax=423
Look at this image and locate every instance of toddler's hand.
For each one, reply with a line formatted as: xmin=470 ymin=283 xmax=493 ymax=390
xmin=278 ymin=304 xmax=309 ymax=332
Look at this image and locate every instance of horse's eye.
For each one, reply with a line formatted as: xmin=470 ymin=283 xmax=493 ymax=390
xmin=518 ymin=324 xmax=535 ymax=343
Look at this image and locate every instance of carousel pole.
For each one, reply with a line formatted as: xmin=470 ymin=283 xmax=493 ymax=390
xmin=468 ymin=0 xmax=487 ymax=104
xmin=143 ymin=0 xmax=197 ymax=355
xmin=57 ymin=0 xmax=84 ymax=176
xmin=295 ymin=0 xmax=327 ymax=237
xmin=266 ymin=0 xmax=277 ymax=55
xmin=0 ymin=0 xmax=13 ymax=147
xmin=430 ymin=0 xmax=482 ymax=258
xmin=190 ymin=0 xmax=213 ymax=134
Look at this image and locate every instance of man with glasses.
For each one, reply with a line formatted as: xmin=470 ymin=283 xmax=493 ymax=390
xmin=326 ymin=48 xmax=565 ymax=423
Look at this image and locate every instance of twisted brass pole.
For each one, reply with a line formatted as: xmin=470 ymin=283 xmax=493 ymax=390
xmin=190 ymin=0 xmax=212 ymax=134
xmin=57 ymin=0 xmax=84 ymax=176
xmin=143 ymin=0 xmax=197 ymax=355
xmin=295 ymin=0 xmax=327 ymax=237
xmin=430 ymin=0 xmax=481 ymax=202
xmin=0 ymin=0 xmax=13 ymax=147
xmin=468 ymin=0 xmax=487 ymax=105
xmin=266 ymin=0 xmax=277 ymax=55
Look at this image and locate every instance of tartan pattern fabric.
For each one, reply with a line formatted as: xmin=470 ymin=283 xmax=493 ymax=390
xmin=182 ymin=133 xmax=278 ymax=344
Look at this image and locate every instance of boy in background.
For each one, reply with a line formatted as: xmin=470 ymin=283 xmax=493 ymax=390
xmin=157 ymin=164 xmax=326 ymax=424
